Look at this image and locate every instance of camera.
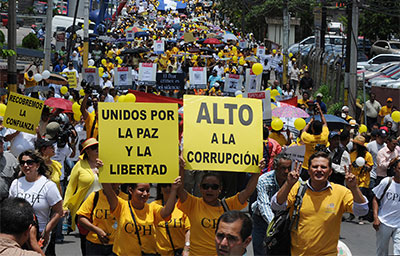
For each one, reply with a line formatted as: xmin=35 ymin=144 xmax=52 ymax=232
xmin=53 ymin=115 xmax=76 ymax=148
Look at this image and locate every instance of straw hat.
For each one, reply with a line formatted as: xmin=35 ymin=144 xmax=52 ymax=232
xmin=81 ymin=138 xmax=99 ymax=154
xmin=352 ymin=135 xmax=366 ymax=147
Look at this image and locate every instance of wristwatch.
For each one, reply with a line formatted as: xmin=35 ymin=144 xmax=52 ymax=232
xmin=185 ymin=242 xmax=190 ymax=247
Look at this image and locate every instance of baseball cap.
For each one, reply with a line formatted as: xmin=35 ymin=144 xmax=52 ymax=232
xmin=377 ymin=129 xmax=388 ymax=138
xmin=387 ymin=98 xmax=393 ymax=102
xmin=45 ymin=122 xmax=61 ymax=140
xmin=316 ymin=93 xmax=323 ymax=98
xmin=349 ymin=119 xmax=357 ymax=126
xmin=329 ymin=131 xmax=340 ymax=139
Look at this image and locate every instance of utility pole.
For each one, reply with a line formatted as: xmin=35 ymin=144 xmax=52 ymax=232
xmin=83 ymin=0 xmax=90 ymax=68
xmin=44 ymin=0 xmax=53 ymax=71
xmin=282 ymin=0 xmax=289 ymax=85
xmin=7 ymin=0 xmax=17 ymax=93
xmin=348 ymin=0 xmax=359 ymax=118
xmin=320 ymin=5 xmax=326 ymax=51
xmin=344 ymin=1 xmax=352 ymax=107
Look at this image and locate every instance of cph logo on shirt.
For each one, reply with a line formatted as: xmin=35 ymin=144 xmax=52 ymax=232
xmin=385 ymin=192 xmax=400 ymax=202
xmin=18 ymin=192 xmax=43 ymax=205
xmin=124 ymin=222 xmax=152 ymax=236
xmin=201 ymin=218 xmax=218 ymax=229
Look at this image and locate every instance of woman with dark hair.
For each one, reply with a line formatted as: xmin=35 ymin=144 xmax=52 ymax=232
xmin=36 ymin=139 xmax=62 ymax=193
xmin=350 ymin=135 xmax=373 ymax=224
xmin=151 ymin=184 xmax=190 ymax=255
xmin=63 ymin=138 xmax=102 ymax=255
xmin=102 ymin=178 xmax=181 ymax=255
xmin=177 ymin=158 xmax=264 ymax=256
xmin=9 ymin=150 xmax=63 ymax=254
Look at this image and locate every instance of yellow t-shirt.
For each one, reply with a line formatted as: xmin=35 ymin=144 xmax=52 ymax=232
xmin=177 ymin=193 xmax=246 ymax=256
xmin=84 ymin=112 xmax=98 ymax=139
xmin=151 ymin=200 xmax=190 ymax=256
xmin=297 ymin=99 xmax=308 ymax=107
xmin=269 ymin=131 xmax=288 ymax=147
xmin=76 ymin=190 xmax=118 ymax=245
xmin=287 ymin=182 xmax=354 ymax=256
xmin=301 ymin=126 xmax=329 ymax=169
xmin=350 ymin=151 xmax=373 ymax=188
xmin=24 ymin=73 xmax=37 ymax=88
xmin=112 ymin=197 xmax=167 ymax=256
xmin=49 ymin=160 xmax=62 ymax=193
xmin=379 ymin=106 xmax=392 ymax=124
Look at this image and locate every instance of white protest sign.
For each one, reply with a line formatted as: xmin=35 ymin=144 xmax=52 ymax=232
xmin=257 ymin=46 xmax=265 ymax=57
xmin=83 ymin=68 xmax=99 ymax=85
xmin=282 ymin=144 xmax=305 ymax=170
xmin=139 ymin=63 xmax=157 ymax=85
xmin=189 ymin=67 xmax=207 ymax=89
xmin=126 ymin=31 xmax=134 ymax=41
xmin=154 ymin=40 xmax=165 ymax=54
xmin=224 ymin=74 xmax=243 ymax=93
xmin=114 ymin=67 xmax=132 ymax=87
xmin=244 ymin=90 xmax=271 ymax=121
xmin=245 ymin=68 xmax=261 ymax=92
xmin=239 ymin=40 xmax=248 ymax=49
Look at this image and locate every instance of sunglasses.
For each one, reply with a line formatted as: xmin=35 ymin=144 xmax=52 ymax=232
xmin=20 ymin=160 xmax=36 ymax=166
xmin=160 ymin=184 xmax=171 ymax=188
xmin=201 ymin=183 xmax=220 ymax=190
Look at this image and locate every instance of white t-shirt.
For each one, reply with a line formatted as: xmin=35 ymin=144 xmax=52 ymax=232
xmin=62 ymin=67 xmax=79 ymax=79
xmin=373 ymin=177 xmax=400 ymax=228
xmin=69 ymin=123 xmax=86 ymax=162
xmin=9 ymin=176 xmax=62 ymax=232
xmin=213 ymin=66 xmax=224 ymax=77
xmin=4 ymin=129 xmax=36 ymax=158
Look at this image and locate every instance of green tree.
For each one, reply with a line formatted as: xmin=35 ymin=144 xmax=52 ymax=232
xmin=0 ymin=30 xmax=16 ymax=57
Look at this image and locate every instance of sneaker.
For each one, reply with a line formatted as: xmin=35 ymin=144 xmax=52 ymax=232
xmin=346 ymin=214 xmax=355 ymax=222
xmin=358 ymin=220 xmax=365 ymax=225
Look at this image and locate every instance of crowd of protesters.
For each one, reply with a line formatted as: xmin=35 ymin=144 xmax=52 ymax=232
xmin=1 ymin=0 xmax=400 ymax=256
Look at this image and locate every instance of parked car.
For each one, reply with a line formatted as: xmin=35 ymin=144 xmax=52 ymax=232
xmin=288 ymin=35 xmax=346 ymax=55
xmin=371 ymin=40 xmax=400 ymax=56
xmin=368 ymin=66 xmax=400 ymax=87
xmin=357 ymin=62 xmax=396 ymax=81
xmin=357 ymin=54 xmax=400 ymax=70
xmin=370 ymin=71 xmax=400 ymax=87
xmin=327 ymin=22 xmax=344 ymax=36
xmin=1 ymin=13 xmax=24 ymax=29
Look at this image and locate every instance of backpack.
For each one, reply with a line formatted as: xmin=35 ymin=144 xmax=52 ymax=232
xmin=264 ymin=182 xmax=307 ymax=255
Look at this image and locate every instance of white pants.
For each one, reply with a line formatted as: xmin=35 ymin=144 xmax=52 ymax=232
xmin=376 ymin=222 xmax=400 ymax=256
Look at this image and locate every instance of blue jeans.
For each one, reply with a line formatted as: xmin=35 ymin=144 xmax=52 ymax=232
xmin=252 ymin=212 xmax=268 ymax=256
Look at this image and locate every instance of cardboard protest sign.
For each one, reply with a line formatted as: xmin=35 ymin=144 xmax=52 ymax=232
xmin=154 ymin=40 xmax=165 ymax=54
xmin=189 ymin=67 xmax=207 ymax=89
xmin=183 ymin=95 xmax=263 ymax=173
xmin=83 ymin=68 xmax=99 ymax=85
xmin=3 ymin=92 xmax=44 ymax=134
xmin=245 ymin=68 xmax=262 ymax=92
xmin=224 ymin=74 xmax=243 ymax=94
xmin=184 ymin=32 xmax=195 ymax=43
xmin=156 ymin=72 xmax=185 ymax=90
xmin=138 ymin=63 xmax=157 ymax=86
xmin=244 ymin=90 xmax=271 ymax=121
xmin=98 ymin=103 xmax=179 ymax=183
xmin=60 ymin=71 xmax=77 ymax=88
xmin=114 ymin=67 xmax=133 ymax=87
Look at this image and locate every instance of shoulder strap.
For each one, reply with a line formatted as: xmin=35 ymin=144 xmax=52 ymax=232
xmin=221 ymin=197 xmax=230 ymax=212
xmin=89 ymin=115 xmax=97 ymax=139
xmin=128 ymin=201 xmax=142 ymax=246
xmin=290 ymin=181 xmax=307 ymax=231
xmin=162 ymin=198 xmax=176 ymax=252
xmin=31 ymin=179 xmax=49 ymax=207
xmin=90 ymin=191 xmax=100 ymax=221
xmin=378 ymin=178 xmax=392 ymax=204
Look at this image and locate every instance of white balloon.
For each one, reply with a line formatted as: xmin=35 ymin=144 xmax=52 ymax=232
xmin=88 ymin=59 xmax=95 ymax=66
xmin=42 ymin=70 xmax=50 ymax=79
xmin=234 ymin=90 xmax=242 ymax=96
xmin=355 ymin=157 xmax=365 ymax=167
xmin=33 ymin=73 xmax=42 ymax=82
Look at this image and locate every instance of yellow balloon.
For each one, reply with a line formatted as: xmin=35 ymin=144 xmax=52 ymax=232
xmin=118 ymin=95 xmax=126 ymax=102
xmin=232 ymin=56 xmax=238 ymax=62
xmin=60 ymin=86 xmax=68 ymax=95
xmin=266 ymin=87 xmax=271 ymax=91
xmin=271 ymin=89 xmax=280 ymax=97
xmin=125 ymin=93 xmax=136 ymax=103
xmin=252 ymin=63 xmax=263 ymax=76
xmin=392 ymin=111 xmax=400 ymax=122
xmin=271 ymin=118 xmax=283 ymax=131
xmin=289 ymin=52 xmax=293 ymax=58
xmin=218 ymin=52 xmax=223 ymax=58
xmin=239 ymin=58 xmax=245 ymax=65
xmin=232 ymin=46 xmax=237 ymax=52
xmin=79 ymin=89 xmax=85 ymax=96
xmin=101 ymin=59 xmax=107 ymax=66
xmin=192 ymin=55 xmax=198 ymax=60
xmin=359 ymin=124 xmax=368 ymax=134
xmin=118 ymin=58 xmax=123 ymax=64
xmin=236 ymin=94 xmax=243 ymax=98
xmin=72 ymin=102 xmax=80 ymax=113
xmin=294 ymin=118 xmax=306 ymax=131
xmin=0 ymin=104 xmax=6 ymax=116
xmin=99 ymin=67 xmax=104 ymax=73
xmin=73 ymin=113 xmax=81 ymax=121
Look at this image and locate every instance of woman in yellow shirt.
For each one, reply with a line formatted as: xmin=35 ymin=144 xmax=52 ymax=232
xmin=102 ymin=178 xmax=182 ymax=256
xmin=176 ymin=159 xmax=264 ymax=256
xmin=151 ymin=184 xmax=190 ymax=256
xmin=64 ymin=138 xmax=102 ymax=255
xmin=77 ymin=184 xmax=121 ymax=256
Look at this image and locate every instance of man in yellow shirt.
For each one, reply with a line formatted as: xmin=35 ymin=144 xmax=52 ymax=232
xmin=80 ymin=93 xmax=98 ymax=139
xmin=379 ymin=98 xmax=393 ymax=124
xmin=272 ymin=151 xmax=368 ymax=256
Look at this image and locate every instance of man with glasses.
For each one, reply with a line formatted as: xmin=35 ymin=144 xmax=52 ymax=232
xmin=215 ymin=211 xmax=252 ymax=256
xmin=250 ymin=153 xmax=291 ymax=255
